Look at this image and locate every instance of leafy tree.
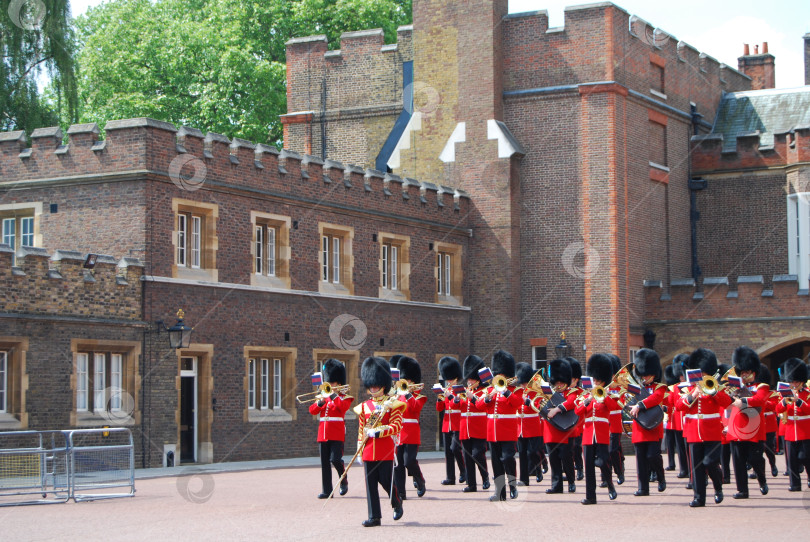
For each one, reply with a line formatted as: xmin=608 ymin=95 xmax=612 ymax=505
xmin=1 ymin=0 xmax=78 ymax=132
xmin=76 ymin=0 xmax=412 ymax=146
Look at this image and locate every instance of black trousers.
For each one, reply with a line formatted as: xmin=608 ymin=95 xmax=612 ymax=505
xmin=609 ymin=432 xmax=624 ymax=479
xmin=546 ymin=440 xmax=575 ymax=492
xmin=517 ymin=436 xmax=543 ymax=484
xmin=731 ymin=440 xmax=766 ymax=493
xmin=462 ymin=437 xmax=489 ymax=488
xmin=571 ymin=435 xmax=583 ymax=471
xmin=634 ymin=441 xmax=664 ymax=493
xmin=721 ymin=442 xmax=731 ymax=481
xmin=688 ymin=441 xmax=723 ymax=503
xmin=584 ymin=443 xmax=612 ymax=501
xmin=364 ymin=460 xmax=400 ymax=521
xmin=394 ymin=443 xmax=424 ymax=498
xmin=763 ymin=432 xmax=777 ymax=468
xmin=443 ymin=431 xmax=465 ymax=480
xmin=489 ymin=440 xmax=517 ymax=499
xmin=665 ymin=429 xmax=686 ymax=471
xmin=319 ymin=441 xmax=345 ymax=494
xmin=786 ymin=439 xmax=810 ymax=490
xmin=675 ymin=430 xmax=688 ymax=473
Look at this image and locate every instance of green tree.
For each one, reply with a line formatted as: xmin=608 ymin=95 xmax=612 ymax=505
xmin=1 ymin=0 xmax=78 ymax=132
xmin=75 ymin=0 xmax=411 ymax=146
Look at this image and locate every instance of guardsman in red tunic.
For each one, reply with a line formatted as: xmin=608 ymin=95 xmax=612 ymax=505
xmin=542 ymin=359 xmax=579 ymax=494
xmin=675 ymin=348 xmax=732 ymax=507
xmin=727 ymin=346 xmax=770 ymax=499
xmin=566 ymin=357 xmax=585 ymax=482
xmin=308 ymin=358 xmax=353 ymax=499
xmin=458 ymin=355 xmax=490 ymax=492
xmin=606 ymin=354 xmax=625 ymax=485
xmin=435 ymin=356 xmax=465 ymax=485
xmin=515 ymin=362 xmax=544 ymax=486
xmin=757 ymin=365 xmax=780 ymax=477
xmin=354 ymin=357 xmax=406 ymax=527
xmin=776 ymin=358 xmax=810 ymax=491
xmin=627 ymin=348 xmax=668 ymax=497
xmin=669 ymin=354 xmax=690 ymax=480
xmin=392 ymin=355 xmax=427 ymax=499
xmin=483 ymin=350 xmax=524 ymax=501
xmin=575 ymin=354 xmax=620 ymax=504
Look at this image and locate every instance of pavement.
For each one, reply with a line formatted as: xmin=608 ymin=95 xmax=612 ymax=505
xmin=3 ymin=452 xmax=810 ymax=541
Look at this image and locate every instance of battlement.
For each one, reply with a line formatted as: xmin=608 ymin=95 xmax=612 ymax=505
xmin=0 ymin=118 xmax=470 ymax=220
xmin=286 ymin=25 xmax=413 ymax=60
xmin=0 ymin=244 xmax=143 ymax=321
xmin=644 ymin=275 xmax=810 ymax=322
xmin=692 ymin=125 xmax=810 ymax=174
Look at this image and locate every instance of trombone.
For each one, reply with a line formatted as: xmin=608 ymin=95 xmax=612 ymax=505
xmin=393 ymin=379 xmax=424 ymax=396
xmin=492 ymin=375 xmax=518 ymax=394
xmin=296 ymin=382 xmax=350 ymax=404
xmin=696 ymin=375 xmax=723 ymax=396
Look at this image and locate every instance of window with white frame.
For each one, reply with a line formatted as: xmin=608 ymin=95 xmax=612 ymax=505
xmin=787 ymin=194 xmax=810 ymax=290
xmin=434 ymin=242 xmax=463 ymax=304
xmin=382 ymin=243 xmax=399 ymax=290
xmin=255 ymin=224 xmax=277 ymax=277
xmin=273 ymin=359 xmax=281 ymax=409
xmin=318 ymin=223 xmax=354 ymax=295
xmin=0 ymin=351 xmax=7 ymax=413
xmin=76 ymin=352 xmax=125 ymax=413
xmin=532 ymin=346 xmax=547 ymax=372
xmin=177 ymin=213 xmax=202 ymax=268
xmin=246 ymin=350 xmax=296 ymax=421
xmin=262 ymin=359 xmax=270 ymax=409
xmin=322 ymin=234 xmax=341 ymax=283
xmin=437 ymin=252 xmax=451 ymax=296
xmin=173 ymin=199 xmax=218 ymax=280
xmin=248 ymin=358 xmax=256 ymax=410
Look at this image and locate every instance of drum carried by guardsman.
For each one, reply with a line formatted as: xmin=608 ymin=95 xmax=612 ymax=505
xmin=353 ymin=357 xmax=406 ymax=527
xmin=776 ymin=357 xmax=810 ymax=491
xmin=726 ymin=346 xmax=770 ymax=499
xmin=482 ymin=350 xmax=524 ymax=501
xmin=307 ymin=358 xmax=353 ymax=499
xmin=458 ymin=354 xmax=491 ymax=492
xmin=392 ymin=355 xmax=427 ymax=499
xmin=515 ymin=362 xmax=544 ymax=486
xmin=435 ymin=356 xmax=466 ymax=485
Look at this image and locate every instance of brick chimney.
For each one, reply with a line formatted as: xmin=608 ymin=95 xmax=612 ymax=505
xmin=738 ymin=42 xmax=775 ymax=90
xmin=804 ymin=33 xmax=809 ymax=86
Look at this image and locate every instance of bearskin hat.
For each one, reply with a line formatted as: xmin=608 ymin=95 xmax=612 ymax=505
xmin=515 ymin=362 xmax=534 ymax=385
xmin=388 ymin=354 xmax=405 ymax=370
xmin=322 ymin=358 xmax=347 ymax=386
xmin=756 ymin=364 xmax=772 ymax=386
xmin=687 ymin=348 xmax=717 ymax=376
xmin=463 ymin=355 xmax=485 ymax=381
xmin=397 ymin=356 xmax=422 ymax=384
xmin=672 ymin=353 xmax=689 ymax=379
xmin=548 ymin=359 xmax=572 ymax=386
xmin=565 ymin=357 xmax=582 ymax=382
xmin=608 ymin=354 xmax=621 ymax=376
xmin=361 ymin=356 xmax=392 ymax=392
xmin=781 ymin=358 xmax=809 ymax=383
xmin=664 ymin=364 xmax=679 ymax=386
xmin=491 ymin=349 xmax=516 ymax=378
xmin=634 ymin=348 xmax=662 ymax=381
xmin=586 ymin=354 xmax=614 ymax=385
xmin=438 ymin=356 xmax=463 ymax=382
xmin=732 ymin=346 xmax=760 ymax=376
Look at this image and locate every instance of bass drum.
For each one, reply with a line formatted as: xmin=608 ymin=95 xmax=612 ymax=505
xmin=540 ymin=391 xmax=579 ymax=432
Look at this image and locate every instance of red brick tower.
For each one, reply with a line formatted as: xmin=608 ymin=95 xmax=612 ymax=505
xmin=738 ymin=42 xmax=776 ymax=90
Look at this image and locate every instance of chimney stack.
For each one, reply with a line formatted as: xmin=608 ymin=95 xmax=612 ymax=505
xmin=804 ymin=33 xmax=809 ymax=86
xmin=738 ymin=41 xmax=775 ymax=90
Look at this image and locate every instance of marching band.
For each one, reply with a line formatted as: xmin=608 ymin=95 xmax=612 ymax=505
xmin=308 ymin=348 xmax=810 ymax=526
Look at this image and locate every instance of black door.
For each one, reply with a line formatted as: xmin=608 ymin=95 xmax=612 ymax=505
xmin=180 ymin=376 xmax=195 ymax=462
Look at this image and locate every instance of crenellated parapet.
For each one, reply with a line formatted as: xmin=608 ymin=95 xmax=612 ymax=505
xmin=691 ymin=126 xmax=810 ymax=174
xmin=0 ymin=118 xmax=469 ymax=220
xmin=0 ymin=244 xmax=143 ymax=321
xmin=644 ymin=275 xmax=810 ymax=322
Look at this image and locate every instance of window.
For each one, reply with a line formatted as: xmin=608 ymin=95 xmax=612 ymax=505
xmin=172 ymin=199 xmax=218 ymax=281
xmin=649 ymin=53 xmax=666 ymax=99
xmin=434 ymin=241 xmax=462 ymax=305
xmin=532 ymin=346 xmax=547 ymax=372
xmin=787 ymin=194 xmax=810 ymax=290
xmin=1 ymin=212 xmax=36 ymax=265
xmin=245 ymin=348 xmax=297 ymax=422
xmin=649 ymin=121 xmax=667 ymax=168
xmin=0 ymin=338 xmax=28 ymax=429
xmin=0 ymin=351 xmax=7 ymax=413
xmin=378 ymin=233 xmax=411 ymax=300
xmin=71 ymin=340 xmax=140 ymax=427
xmin=250 ymin=213 xmax=291 ymax=289
xmin=255 ymin=224 xmax=277 ymax=277
xmin=382 ymin=243 xmax=398 ymax=290
xmin=318 ymin=223 xmax=354 ymax=295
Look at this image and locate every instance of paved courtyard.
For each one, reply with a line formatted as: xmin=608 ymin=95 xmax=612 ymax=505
xmin=2 ymin=452 xmax=809 ymax=541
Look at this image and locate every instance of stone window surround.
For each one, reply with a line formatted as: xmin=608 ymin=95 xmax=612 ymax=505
xmin=243 ymin=346 xmax=297 ymax=423
xmin=434 ymin=241 xmax=463 ymax=306
xmin=318 ymin=222 xmax=354 ymax=296
xmin=172 ymin=198 xmax=218 ymax=282
xmin=250 ymin=212 xmax=291 ymax=290
xmin=0 ymin=337 xmax=29 ymax=430
xmin=378 ymin=231 xmax=411 ymax=301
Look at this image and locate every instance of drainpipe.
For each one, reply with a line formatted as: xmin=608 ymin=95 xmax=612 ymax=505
xmin=689 ymin=103 xmax=706 ymax=281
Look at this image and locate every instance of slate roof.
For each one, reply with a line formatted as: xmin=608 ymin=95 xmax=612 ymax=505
xmin=712 ymin=86 xmax=810 ymax=151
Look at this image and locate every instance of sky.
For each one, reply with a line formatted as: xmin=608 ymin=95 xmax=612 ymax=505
xmin=70 ymin=0 xmax=809 ymax=89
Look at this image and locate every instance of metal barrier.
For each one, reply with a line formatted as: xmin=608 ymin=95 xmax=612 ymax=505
xmin=67 ymin=428 xmax=135 ymax=502
xmin=0 ymin=428 xmax=134 ymax=505
xmin=0 ymin=431 xmax=70 ymax=506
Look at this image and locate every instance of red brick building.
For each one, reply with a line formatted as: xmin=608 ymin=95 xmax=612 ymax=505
xmin=1 ymin=0 xmax=809 ymax=465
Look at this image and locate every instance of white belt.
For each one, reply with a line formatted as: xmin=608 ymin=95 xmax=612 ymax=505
xmin=403 ymin=418 xmax=419 ymax=423
xmin=787 ymin=415 xmax=810 ymax=421
xmin=685 ymin=413 xmax=720 ymax=420
xmin=609 ymin=410 xmax=622 ymax=415
xmin=487 ymin=414 xmax=517 ymax=419
xmin=319 ymin=417 xmax=344 ymax=422
xmin=521 ymin=413 xmax=540 ymax=418
xmin=585 ymin=417 xmax=609 ymax=424
xmin=462 ymin=412 xmax=486 ymax=417
xmin=764 ymin=412 xmax=775 ymax=417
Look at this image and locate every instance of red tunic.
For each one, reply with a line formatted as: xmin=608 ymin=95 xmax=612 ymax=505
xmin=675 ymin=385 xmax=733 ymax=443
xmin=542 ymin=388 xmax=580 ymax=444
xmin=459 ymin=388 xmax=488 ymax=440
xmin=518 ymin=389 xmax=544 ymax=438
xmin=575 ymin=394 xmax=620 ymax=445
xmin=398 ymin=393 xmax=427 ymax=445
xmin=356 ymin=397 xmax=406 ymax=461
xmin=775 ymin=388 xmax=810 ymax=441
xmin=607 ymin=385 xmax=624 ymax=434
xmin=570 ymin=387 xmax=585 ymax=438
xmin=308 ymin=393 xmax=354 ymax=442
xmin=436 ymin=393 xmax=462 ymax=432
xmin=727 ymin=383 xmax=770 ymax=442
xmin=484 ymin=386 xmax=525 ymax=442
xmin=631 ymin=383 xmax=667 ymax=444
xmin=763 ymin=393 xmax=779 ymax=433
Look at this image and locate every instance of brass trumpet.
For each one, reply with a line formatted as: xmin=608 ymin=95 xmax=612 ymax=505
xmin=493 ymin=375 xmax=518 ymax=393
xmin=697 ymin=375 xmax=723 ymax=396
xmin=295 ymin=382 xmax=350 ymax=403
xmin=393 ymin=379 xmax=424 ymax=396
